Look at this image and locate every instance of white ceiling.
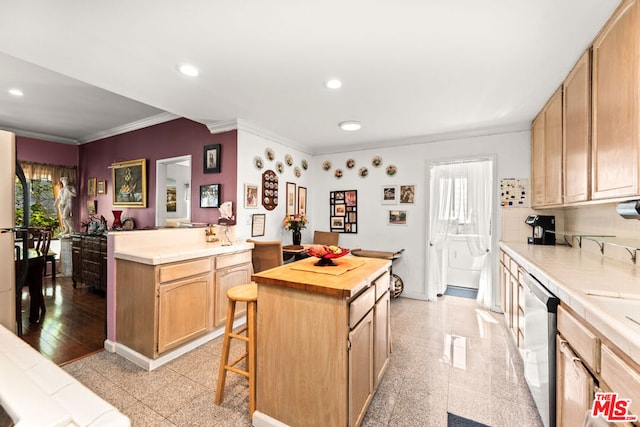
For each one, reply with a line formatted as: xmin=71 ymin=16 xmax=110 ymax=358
xmin=0 ymin=0 xmax=621 ymax=155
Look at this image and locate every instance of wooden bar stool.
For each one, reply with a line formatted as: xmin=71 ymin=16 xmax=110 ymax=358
xmin=215 ymin=283 xmax=257 ymax=418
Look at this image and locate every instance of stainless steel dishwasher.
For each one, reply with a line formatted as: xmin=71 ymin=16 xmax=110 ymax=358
xmin=521 ymin=269 xmax=560 ymax=427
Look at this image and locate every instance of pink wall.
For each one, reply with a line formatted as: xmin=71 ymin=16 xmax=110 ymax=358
xmin=78 ymin=118 xmax=237 ymax=229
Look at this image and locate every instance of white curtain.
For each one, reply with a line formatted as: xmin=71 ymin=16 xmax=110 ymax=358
xmin=427 ymin=159 xmax=493 ymax=307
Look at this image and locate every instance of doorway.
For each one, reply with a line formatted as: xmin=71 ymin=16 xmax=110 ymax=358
xmin=426 ymin=157 xmax=494 ymax=307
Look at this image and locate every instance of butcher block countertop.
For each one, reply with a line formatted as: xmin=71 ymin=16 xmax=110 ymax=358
xmin=251 ymin=256 xmax=391 ymax=298
xmin=500 ymin=242 xmax=640 ymax=363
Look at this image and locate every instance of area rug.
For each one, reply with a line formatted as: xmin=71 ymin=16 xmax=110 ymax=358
xmin=447 ymin=412 xmax=489 ymax=427
xmin=443 ymin=285 xmax=478 ymax=299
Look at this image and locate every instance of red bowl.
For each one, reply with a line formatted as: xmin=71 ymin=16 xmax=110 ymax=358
xmin=320 ymin=249 xmax=350 ymax=259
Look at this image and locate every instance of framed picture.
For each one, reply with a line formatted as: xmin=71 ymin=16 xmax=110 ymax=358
xmin=382 ymin=185 xmax=398 ymax=204
xmin=97 ymin=180 xmax=106 ymax=195
xmin=297 ymin=186 xmax=307 ymax=215
xmin=244 ymin=184 xmax=259 ymax=208
xmin=330 ymin=190 xmax=357 ymax=233
xmin=166 ymin=178 xmax=177 ymax=212
xmin=400 ymin=185 xmax=415 ymax=204
xmin=87 ymin=200 xmax=97 ymax=215
xmin=388 ymin=210 xmax=407 ymax=225
xmin=200 ymin=184 xmax=220 ymax=208
xmin=203 ymin=144 xmax=221 ymax=173
xmin=87 ymin=177 xmax=97 ymax=197
xmin=112 ymin=158 xmax=147 ymax=207
xmin=286 ymin=182 xmax=296 ymax=215
xmin=251 ymin=213 xmax=266 ymax=237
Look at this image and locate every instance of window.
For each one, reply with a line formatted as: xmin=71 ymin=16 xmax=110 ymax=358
xmin=15 ymin=178 xmax=60 ymax=232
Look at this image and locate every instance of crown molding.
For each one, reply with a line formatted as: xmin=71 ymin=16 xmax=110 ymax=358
xmin=78 ymin=112 xmax=180 ymax=144
xmin=2 ymin=126 xmax=78 ymax=145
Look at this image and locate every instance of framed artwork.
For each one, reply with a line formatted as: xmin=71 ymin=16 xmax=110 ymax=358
xmin=97 ymin=180 xmax=106 ymax=195
xmin=400 ymin=185 xmax=415 ymax=204
xmin=251 ymin=213 xmax=266 ymax=237
xmin=87 ymin=200 xmax=97 ymax=215
xmin=87 ymin=177 xmax=97 ymax=197
xmin=244 ymin=184 xmax=259 ymax=208
xmin=297 ymin=186 xmax=307 ymax=215
xmin=330 ymin=190 xmax=357 ymax=233
xmin=200 ymin=184 xmax=220 ymax=208
xmin=166 ymin=178 xmax=177 ymax=212
xmin=286 ymin=182 xmax=296 ymax=215
xmin=388 ymin=210 xmax=407 ymax=225
xmin=203 ymin=144 xmax=221 ymax=173
xmin=381 ymin=185 xmax=398 ymax=204
xmin=112 ymin=158 xmax=147 ymax=207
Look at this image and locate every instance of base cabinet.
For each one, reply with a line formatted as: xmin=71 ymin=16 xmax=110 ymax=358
xmin=349 ymin=309 xmax=374 ymax=427
xmin=72 ymin=234 xmax=107 ymax=292
xmin=213 ymin=252 xmax=252 ymax=327
xmin=556 ymin=335 xmax=595 ymax=426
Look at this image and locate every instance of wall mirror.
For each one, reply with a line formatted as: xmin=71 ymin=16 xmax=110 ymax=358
xmin=155 ymin=155 xmax=191 ymax=227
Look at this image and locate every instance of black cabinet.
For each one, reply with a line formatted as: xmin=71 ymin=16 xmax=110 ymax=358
xmin=71 ymin=234 xmax=107 ymax=293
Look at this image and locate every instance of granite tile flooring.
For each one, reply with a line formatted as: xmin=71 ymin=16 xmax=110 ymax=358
xmin=63 ymin=295 xmax=543 ymax=426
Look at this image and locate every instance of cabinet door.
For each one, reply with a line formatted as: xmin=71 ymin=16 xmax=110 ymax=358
xmin=214 ymin=263 xmax=252 ymax=327
xmin=592 ymin=0 xmax=640 ymax=199
xmin=544 ymin=88 xmax=564 ymax=205
xmin=531 ymin=113 xmax=546 ymax=207
xmin=157 ymin=273 xmax=212 ymax=354
xmin=349 ymin=309 xmax=374 ymax=427
xmin=563 ymin=50 xmax=591 ymax=204
xmin=556 ymin=335 xmax=595 ymax=426
xmin=373 ymin=291 xmax=390 ymax=388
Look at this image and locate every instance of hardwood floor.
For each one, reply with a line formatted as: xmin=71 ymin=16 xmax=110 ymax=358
xmin=18 ymin=275 xmax=106 ymax=366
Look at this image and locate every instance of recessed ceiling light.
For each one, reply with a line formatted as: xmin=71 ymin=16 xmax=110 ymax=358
xmin=177 ymin=63 xmax=199 ymax=77
xmin=325 ymin=79 xmax=342 ymax=89
xmin=339 ymin=121 xmax=361 ymax=131
xmin=8 ymin=88 xmax=24 ymax=97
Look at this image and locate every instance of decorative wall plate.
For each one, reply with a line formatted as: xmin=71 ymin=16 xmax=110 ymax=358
xmin=334 ymin=169 xmax=343 ymax=179
xmin=372 ymin=156 xmax=382 ymax=167
xmin=294 ymin=166 xmax=301 ymax=177
xmin=359 ymin=167 xmax=368 ymax=177
xmin=301 ymin=159 xmax=308 ymax=170
xmin=266 ymin=148 xmax=275 ymax=161
xmin=285 ymin=154 xmax=293 ymax=166
xmin=346 ymin=159 xmax=355 ymax=169
xmin=254 ymin=156 xmax=264 ymax=169
xmin=322 ymin=160 xmax=331 ymax=170
xmin=386 ymin=165 xmax=397 ymax=176
xmin=276 ymin=161 xmax=285 ymax=174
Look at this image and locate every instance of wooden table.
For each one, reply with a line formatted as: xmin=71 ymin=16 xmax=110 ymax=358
xmin=15 ymin=248 xmax=46 ymax=325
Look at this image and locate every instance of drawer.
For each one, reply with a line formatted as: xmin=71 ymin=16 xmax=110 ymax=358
xmin=350 ymin=286 xmax=375 ymax=329
xmin=557 ymin=305 xmax=600 ymax=373
xmin=373 ymin=271 xmax=390 ymax=300
xmin=159 ymin=257 xmax=212 ymax=283
xmin=509 ymin=258 xmax=519 ymax=275
xmin=600 ymin=344 xmax=640 ymax=417
xmin=215 ymin=251 xmax=251 ymax=270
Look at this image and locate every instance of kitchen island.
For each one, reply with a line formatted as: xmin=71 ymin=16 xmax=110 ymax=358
xmin=251 ymin=255 xmax=391 ymax=427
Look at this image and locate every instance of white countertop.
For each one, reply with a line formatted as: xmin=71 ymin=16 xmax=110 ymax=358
xmin=500 ymin=242 xmax=640 ymax=364
xmin=114 ymin=241 xmax=254 ymax=265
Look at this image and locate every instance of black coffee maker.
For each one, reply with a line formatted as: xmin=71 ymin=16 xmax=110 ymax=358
xmin=525 ymin=215 xmax=555 ymax=245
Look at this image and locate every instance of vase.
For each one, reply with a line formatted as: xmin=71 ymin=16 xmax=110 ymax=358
xmin=112 ymin=210 xmax=123 ymax=229
xmin=292 ymin=230 xmax=301 ymax=246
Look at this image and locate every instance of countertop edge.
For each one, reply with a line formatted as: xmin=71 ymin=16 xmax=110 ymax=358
xmin=114 ymin=242 xmax=254 ymax=265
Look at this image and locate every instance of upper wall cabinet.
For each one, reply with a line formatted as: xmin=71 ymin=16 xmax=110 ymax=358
xmin=592 ymin=0 xmax=640 ymax=200
xmin=531 ymin=87 xmax=563 ymax=208
xmin=563 ymin=50 xmax=591 ymax=204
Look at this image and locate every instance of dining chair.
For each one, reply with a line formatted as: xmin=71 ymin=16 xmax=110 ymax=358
xmin=246 ymin=239 xmax=283 ymax=273
xmin=313 ymin=230 xmax=339 ymax=246
xmin=34 ymin=230 xmax=53 ymax=277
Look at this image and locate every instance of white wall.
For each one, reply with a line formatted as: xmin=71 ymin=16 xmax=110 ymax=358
xmin=236 ymin=130 xmax=314 ymax=244
xmin=235 ymin=127 xmax=531 ymax=304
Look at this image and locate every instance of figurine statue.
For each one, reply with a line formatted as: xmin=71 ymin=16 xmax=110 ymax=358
xmin=55 ymin=176 xmax=77 ymax=237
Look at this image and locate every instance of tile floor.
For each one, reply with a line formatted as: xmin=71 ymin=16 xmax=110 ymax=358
xmin=63 ymin=295 xmax=543 ymax=426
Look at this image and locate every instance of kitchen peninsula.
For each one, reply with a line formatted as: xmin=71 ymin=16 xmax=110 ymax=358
xmin=110 ymin=227 xmax=253 ymax=370
xmin=251 ymin=255 xmax=391 ymax=427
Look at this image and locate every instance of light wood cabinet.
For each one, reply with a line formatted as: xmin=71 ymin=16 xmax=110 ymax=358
xmin=592 ymin=0 xmax=640 ymax=199
xmin=556 ymin=334 xmax=595 ymax=426
xmin=349 ymin=309 xmax=374 ymax=427
xmin=600 ymin=344 xmax=640 ymax=418
xmin=213 ymin=251 xmax=252 ymax=327
xmin=373 ymin=290 xmax=390 ymax=388
xmin=563 ymin=49 xmax=592 ymax=204
xmin=531 ymin=87 xmax=563 ymax=207
xmin=116 ymin=257 xmax=213 ymax=358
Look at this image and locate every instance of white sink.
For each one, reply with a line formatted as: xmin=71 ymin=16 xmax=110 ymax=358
xmin=586 ymin=294 xmax=640 ymax=328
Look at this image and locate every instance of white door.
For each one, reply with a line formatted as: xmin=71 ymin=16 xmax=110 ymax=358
xmin=0 ymin=130 xmax=16 ymax=329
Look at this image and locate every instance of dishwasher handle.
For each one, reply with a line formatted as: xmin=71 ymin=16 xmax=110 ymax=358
xmin=521 ymin=269 xmax=559 ymax=312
